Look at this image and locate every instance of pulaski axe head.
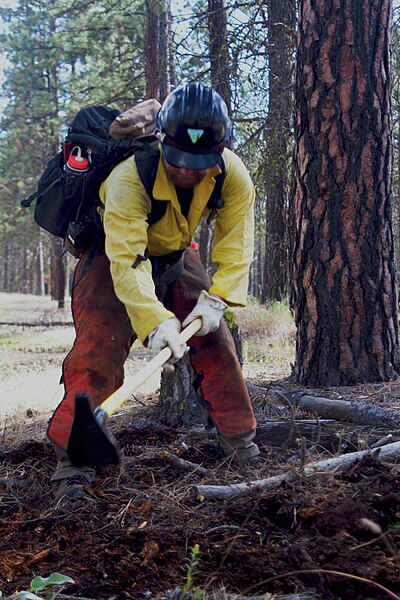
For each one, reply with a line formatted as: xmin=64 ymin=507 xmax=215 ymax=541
xmin=67 ymin=392 xmax=122 ymax=467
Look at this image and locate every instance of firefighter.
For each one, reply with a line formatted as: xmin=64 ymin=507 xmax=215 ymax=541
xmin=47 ymin=83 xmax=259 ymax=502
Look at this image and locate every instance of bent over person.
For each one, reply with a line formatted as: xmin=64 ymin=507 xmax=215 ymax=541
xmin=47 ymin=82 xmax=260 ymax=502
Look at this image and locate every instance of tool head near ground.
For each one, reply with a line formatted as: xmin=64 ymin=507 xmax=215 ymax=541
xmin=67 ymin=318 xmax=202 ymax=467
xmin=68 ymin=392 xmax=121 ymax=466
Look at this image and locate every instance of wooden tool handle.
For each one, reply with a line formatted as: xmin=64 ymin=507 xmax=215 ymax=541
xmin=100 ymin=317 xmax=202 ymax=416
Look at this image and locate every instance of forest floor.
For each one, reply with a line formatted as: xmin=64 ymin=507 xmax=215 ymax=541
xmin=0 ymin=293 xmax=399 ymax=600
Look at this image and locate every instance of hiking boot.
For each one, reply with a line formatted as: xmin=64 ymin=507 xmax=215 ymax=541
xmin=217 ymin=430 xmax=260 ymax=465
xmin=54 ymin=475 xmax=93 ymax=504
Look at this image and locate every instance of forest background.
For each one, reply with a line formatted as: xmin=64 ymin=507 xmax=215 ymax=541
xmin=1 ymin=0 xmax=400 ymax=388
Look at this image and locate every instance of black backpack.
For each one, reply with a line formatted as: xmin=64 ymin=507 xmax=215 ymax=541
xmin=22 ymin=104 xmax=225 ymax=256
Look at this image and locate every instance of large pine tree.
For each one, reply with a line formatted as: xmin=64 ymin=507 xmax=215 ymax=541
xmin=292 ymin=0 xmax=398 ymax=385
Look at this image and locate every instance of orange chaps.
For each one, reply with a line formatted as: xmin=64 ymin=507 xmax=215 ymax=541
xmin=47 ymin=247 xmax=257 ymax=452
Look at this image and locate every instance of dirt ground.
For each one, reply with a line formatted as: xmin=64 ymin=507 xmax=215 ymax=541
xmin=0 ymin=293 xmax=399 ymax=600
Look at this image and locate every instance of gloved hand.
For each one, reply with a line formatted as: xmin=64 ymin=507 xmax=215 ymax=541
xmin=182 ymin=290 xmax=228 ymax=336
xmin=147 ymin=317 xmax=189 ymax=372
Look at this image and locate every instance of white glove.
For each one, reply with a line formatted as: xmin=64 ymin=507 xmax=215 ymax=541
xmin=182 ymin=290 xmax=228 ymax=336
xmin=148 ymin=317 xmax=189 ymax=372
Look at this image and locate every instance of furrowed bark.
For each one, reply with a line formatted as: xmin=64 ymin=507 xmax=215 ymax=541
xmin=293 ymin=0 xmax=398 ymax=385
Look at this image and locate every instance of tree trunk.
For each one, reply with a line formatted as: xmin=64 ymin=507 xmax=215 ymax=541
xmin=198 ymin=0 xmax=233 ymax=276
xmin=145 ymin=0 xmax=160 ymax=99
xmin=199 ymin=221 xmax=213 ymax=277
xmin=145 ymin=0 xmax=173 ymax=102
xmin=396 ymin=108 xmax=400 ymax=267
xmin=158 ymin=0 xmax=172 ymax=102
xmin=50 ymin=237 xmax=67 ymax=308
xmin=3 ymin=240 xmax=10 ymax=292
xmin=207 ymin=0 xmax=231 ymax=114
xmin=292 ymin=0 xmax=398 ymax=385
xmin=158 ymin=317 xmax=243 ymax=428
xmin=261 ymin=0 xmax=295 ymax=303
xmin=36 ymin=240 xmax=45 ymax=296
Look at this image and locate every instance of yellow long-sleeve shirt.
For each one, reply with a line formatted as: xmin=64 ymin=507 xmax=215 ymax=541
xmin=99 ymin=146 xmax=255 ymax=343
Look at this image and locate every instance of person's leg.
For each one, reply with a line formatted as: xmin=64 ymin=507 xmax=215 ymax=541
xmin=47 ymin=250 xmax=136 ymax=486
xmin=170 ymin=247 xmax=259 ymax=462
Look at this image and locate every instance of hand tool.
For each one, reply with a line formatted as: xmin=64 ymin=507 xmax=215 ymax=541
xmin=67 ymin=318 xmax=202 ymax=466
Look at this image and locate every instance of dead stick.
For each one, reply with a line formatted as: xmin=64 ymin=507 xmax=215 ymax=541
xmin=195 ymin=441 xmax=400 ymax=500
xmin=369 ymin=434 xmax=393 ymax=449
xmin=0 ymin=478 xmax=31 ymax=489
xmin=161 ymin=450 xmax=208 ymax=475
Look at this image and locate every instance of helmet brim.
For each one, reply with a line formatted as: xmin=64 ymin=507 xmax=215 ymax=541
xmin=162 ymin=143 xmax=221 ymax=170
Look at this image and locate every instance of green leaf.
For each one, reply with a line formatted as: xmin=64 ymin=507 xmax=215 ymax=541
xmin=29 ymin=573 xmax=74 ymax=592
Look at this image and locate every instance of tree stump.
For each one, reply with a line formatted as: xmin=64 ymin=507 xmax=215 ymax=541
xmin=158 ymin=313 xmax=243 ymax=427
xmin=158 ymin=361 xmax=203 ymax=427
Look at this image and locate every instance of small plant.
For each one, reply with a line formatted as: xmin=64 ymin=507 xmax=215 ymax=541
xmin=17 ymin=573 xmax=74 ymax=600
xmin=182 ymin=544 xmax=202 ymax=598
xmin=256 ymin=530 xmax=265 ymax=546
xmin=223 ymin=308 xmax=236 ymax=330
xmin=392 ymin=521 xmax=400 ymax=533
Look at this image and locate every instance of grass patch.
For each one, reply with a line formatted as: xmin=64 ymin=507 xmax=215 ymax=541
xmin=234 ymin=299 xmax=296 ymax=378
xmin=0 ymin=326 xmax=75 ymax=352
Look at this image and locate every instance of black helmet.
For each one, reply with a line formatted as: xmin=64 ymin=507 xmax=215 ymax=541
xmin=157 ymin=82 xmax=232 ymax=170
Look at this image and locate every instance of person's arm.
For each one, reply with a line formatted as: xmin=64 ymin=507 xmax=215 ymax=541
xmin=209 ymin=149 xmax=255 ymax=306
xmin=182 ymin=151 xmax=254 ymax=336
xmin=100 ymin=157 xmax=175 ymax=343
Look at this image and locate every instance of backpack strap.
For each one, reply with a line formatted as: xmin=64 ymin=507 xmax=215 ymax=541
xmin=206 ymin=157 xmax=226 ymax=223
xmin=95 ymin=139 xmax=164 ymax=223
xmin=21 ymin=174 xmax=64 ymax=209
xmin=134 ymin=141 xmax=167 ymax=226
xmin=21 ymin=192 xmax=37 ymax=208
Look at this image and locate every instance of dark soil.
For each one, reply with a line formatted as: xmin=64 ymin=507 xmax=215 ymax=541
xmin=1 ymin=390 xmax=400 ymax=600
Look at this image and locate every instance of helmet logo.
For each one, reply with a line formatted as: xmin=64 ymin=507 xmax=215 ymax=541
xmin=187 ymin=128 xmax=204 ymax=144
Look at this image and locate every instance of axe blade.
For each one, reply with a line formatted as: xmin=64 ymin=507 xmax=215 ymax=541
xmin=67 ymin=392 xmax=121 ymax=466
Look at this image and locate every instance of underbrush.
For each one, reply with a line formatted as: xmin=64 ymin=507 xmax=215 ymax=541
xmin=234 ymin=299 xmax=295 ymax=378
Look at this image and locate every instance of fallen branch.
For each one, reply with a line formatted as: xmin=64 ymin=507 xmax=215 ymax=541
xmin=296 ymin=394 xmax=400 ymax=428
xmin=124 ymin=449 xmax=208 ymax=475
xmin=249 ymin=384 xmax=400 ymax=429
xmin=185 ymin=421 xmax=400 ymax=453
xmin=255 ymin=419 xmax=333 ymax=448
xmin=0 ymin=478 xmax=31 ymax=489
xmin=160 ymin=450 xmax=208 ymax=475
xmin=254 ymin=420 xmax=400 ymax=451
xmin=195 ymin=441 xmax=400 ymax=500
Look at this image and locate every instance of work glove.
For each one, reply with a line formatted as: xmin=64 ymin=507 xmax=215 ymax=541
xmin=147 ymin=317 xmax=189 ymax=372
xmin=182 ymin=290 xmax=228 ymax=336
